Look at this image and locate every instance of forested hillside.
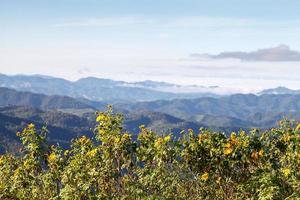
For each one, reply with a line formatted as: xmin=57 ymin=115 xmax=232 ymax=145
xmin=0 ymin=109 xmax=93 ymax=154
xmin=0 ymin=106 xmax=210 ymax=153
xmin=1 ymin=87 xmax=300 ymax=155
xmin=119 ymin=93 xmax=300 ymax=128
xmin=0 ymin=87 xmax=95 ymax=110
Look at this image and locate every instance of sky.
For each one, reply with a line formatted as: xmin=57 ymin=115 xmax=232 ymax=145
xmin=1 ymin=0 xmax=300 ymax=92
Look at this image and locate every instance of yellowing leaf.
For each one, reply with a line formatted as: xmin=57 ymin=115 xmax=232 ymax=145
xmin=240 ymin=130 xmax=246 ymax=137
xmin=251 ymin=151 xmax=258 ymax=160
xmin=283 ymin=134 xmax=291 ymax=143
xmin=230 ymin=132 xmax=237 ymax=141
xmin=224 ymin=143 xmax=231 ymax=148
xmin=198 ymin=134 xmax=203 ymax=144
xmin=296 ymin=123 xmax=300 ymax=131
xmin=258 ymin=149 xmax=264 ymax=157
xmin=154 ymin=138 xmax=163 ymax=148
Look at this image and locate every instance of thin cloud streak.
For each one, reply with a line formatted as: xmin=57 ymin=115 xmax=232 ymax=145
xmin=53 ymin=16 xmax=153 ymax=28
xmin=53 ymin=16 xmax=300 ymax=30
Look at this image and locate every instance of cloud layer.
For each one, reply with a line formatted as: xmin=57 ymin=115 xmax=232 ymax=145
xmin=191 ymin=45 xmax=300 ymax=62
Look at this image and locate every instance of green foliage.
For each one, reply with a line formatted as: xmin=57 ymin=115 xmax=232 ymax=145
xmin=0 ymin=106 xmax=300 ymax=199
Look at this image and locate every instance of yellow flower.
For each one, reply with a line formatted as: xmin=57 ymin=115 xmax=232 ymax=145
xmin=201 ymin=172 xmax=209 ymax=181
xmin=28 ymin=123 xmax=35 ymax=129
xmin=87 ymin=149 xmax=97 ymax=158
xmin=96 ymin=114 xmax=106 ymax=122
xmin=282 ymin=168 xmax=291 ymax=177
xmin=224 ymin=142 xmax=233 ymax=155
xmin=115 ymin=136 xmax=121 ymax=143
xmin=216 ymin=177 xmax=221 ymax=184
xmin=64 ymin=150 xmax=70 ymax=156
xmin=224 ymin=147 xmax=233 ymax=155
xmin=79 ymin=136 xmax=89 ymax=144
xmin=164 ymin=135 xmax=171 ymax=142
xmin=48 ymin=153 xmax=57 ymax=162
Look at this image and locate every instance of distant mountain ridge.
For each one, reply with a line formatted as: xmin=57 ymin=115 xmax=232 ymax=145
xmin=259 ymin=87 xmax=300 ymax=95
xmin=0 ymin=74 xmax=221 ymax=101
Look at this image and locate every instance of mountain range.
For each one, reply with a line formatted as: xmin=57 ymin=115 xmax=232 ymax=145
xmin=2 ymin=74 xmax=299 ymax=102
xmin=0 ymin=74 xmax=299 ymax=153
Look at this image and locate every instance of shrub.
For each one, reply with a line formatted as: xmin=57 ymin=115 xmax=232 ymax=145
xmin=0 ymin=107 xmax=299 ymax=199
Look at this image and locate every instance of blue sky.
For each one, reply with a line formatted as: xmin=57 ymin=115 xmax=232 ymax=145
xmin=1 ymin=0 xmax=300 ymax=91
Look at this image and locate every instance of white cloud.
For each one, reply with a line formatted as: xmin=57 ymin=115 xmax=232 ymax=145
xmin=191 ymin=45 xmax=300 ymax=62
xmin=164 ymin=16 xmax=254 ymax=28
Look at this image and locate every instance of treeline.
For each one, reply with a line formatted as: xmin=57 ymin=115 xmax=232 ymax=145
xmin=0 ymin=106 xmax=300 ymax=199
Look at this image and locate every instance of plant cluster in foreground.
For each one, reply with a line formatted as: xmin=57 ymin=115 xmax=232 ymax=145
xmin=0 ymin=106 xmax=300 ymax=199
